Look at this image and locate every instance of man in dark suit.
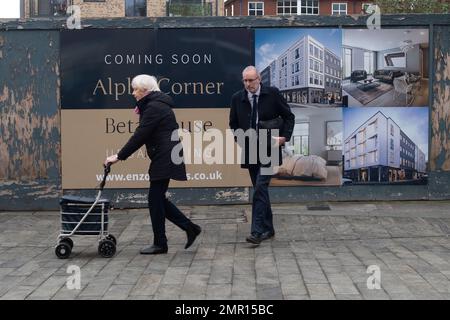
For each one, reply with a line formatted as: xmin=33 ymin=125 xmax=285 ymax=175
xmin=229 ymin=66 xmax=295 ymax=245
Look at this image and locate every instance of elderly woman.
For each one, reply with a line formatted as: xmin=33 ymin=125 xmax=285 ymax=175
xmin=105 ymin=74 xmax=201 ymax=255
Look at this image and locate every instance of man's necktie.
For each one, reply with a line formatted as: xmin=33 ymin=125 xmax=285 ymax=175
xmin=251 ymin=94 xmax=258 ymax=129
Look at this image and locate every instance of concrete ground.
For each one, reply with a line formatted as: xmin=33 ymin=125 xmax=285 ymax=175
xmin=1 ymin=201 xmax=450 ymax=300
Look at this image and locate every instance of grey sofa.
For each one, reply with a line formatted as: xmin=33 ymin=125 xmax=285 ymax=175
xmin=373 ymin=69 xmax=404 ymax=84
xmin=350 ymin=70 xmax=367 ymax=82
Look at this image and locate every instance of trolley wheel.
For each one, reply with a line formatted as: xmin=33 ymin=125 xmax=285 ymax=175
xmin=106 ymin=234 xmax=117 ymax=245
xmin=98 ymin=239 xmax=116 ymax=258
xmin=60 ymin=237 xmax=73 ymax=249
xmin=55 ymin=243 xmax=72 ymax=259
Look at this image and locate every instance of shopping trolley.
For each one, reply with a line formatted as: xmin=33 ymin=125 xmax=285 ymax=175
xmin=55 ymin=164 xmax=116 ymax=259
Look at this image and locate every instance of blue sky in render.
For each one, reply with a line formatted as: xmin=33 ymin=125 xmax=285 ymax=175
xmin=0 ymin=0 xmax=20 ymax=18
xmin=255 ymin=28 xmax=342 ymax=72
xmin=343 ymin=107 xmax=429 ymax=160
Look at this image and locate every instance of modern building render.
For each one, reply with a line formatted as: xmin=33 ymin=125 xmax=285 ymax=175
xmin=261 ymin=34 xmax=341 ymax=105
xmin=324 ymin=48 xmax=342 ymax=101
xmin=344 ymin=111 xmax=426 ymax=183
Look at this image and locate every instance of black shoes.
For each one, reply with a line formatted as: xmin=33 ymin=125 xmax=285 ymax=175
xmin=261 ymin=231 xmax=275 ymax=241
xmin=246 ymin=234 xmax=262 ymax=245
xmin=185 ymin=223 xmax=202 ymax=249
xmin=246 ymin=231 xmax=275 ymax=245
xmin=140 ymin=223 xmax=201 ymax=254
xmin=140 ymin=244 xmax=168 ymax=255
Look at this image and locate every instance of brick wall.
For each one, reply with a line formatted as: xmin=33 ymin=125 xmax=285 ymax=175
xmin=225 ymin=0 xmax=275 ymax=16
xmin=225 ymin=0 xmax=372 ymax=16
xmin=320 ymin=0 xmax=371 ymax=15
xmin=264 ymin=1 xmax=277 ymax=15
xmin=148 ymin=0 xmax=166 ymax=17
xmin=24 ymin=0 xmax=223 ymax=18
xmin=73 ymin=0 xmax=124 ymax=18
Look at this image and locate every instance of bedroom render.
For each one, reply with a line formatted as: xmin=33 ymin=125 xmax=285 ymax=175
xmin=342 ymin=29 xmax=429 ymax=107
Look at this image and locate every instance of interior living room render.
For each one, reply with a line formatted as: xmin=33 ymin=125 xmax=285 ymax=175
xmin=342 ymin=29 xmax=429 ymax=107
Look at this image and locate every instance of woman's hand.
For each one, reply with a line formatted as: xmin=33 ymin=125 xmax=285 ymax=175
xmin=104 ymin=154 xmax=119 ymax=166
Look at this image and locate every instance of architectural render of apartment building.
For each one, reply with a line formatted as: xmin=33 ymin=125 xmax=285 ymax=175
xmin=344 ymin=111 xmax=426 ymax=183
xmin=324 ymin=48 xmax=342 ymax=102
xmin=261 ymin=35 xmax=341 ymax=105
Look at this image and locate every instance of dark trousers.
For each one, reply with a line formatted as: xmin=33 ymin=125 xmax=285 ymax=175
xmin=148 ymin=179 xmax=191 ymax=247
xmin=248 ymin=165 xmax=274 ymax=236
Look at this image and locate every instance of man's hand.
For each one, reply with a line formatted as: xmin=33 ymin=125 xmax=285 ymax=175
xmin=272 ymin=136 xmax=286 ymax=147
xmin=104 ymin=154 xmax=119 ymax=166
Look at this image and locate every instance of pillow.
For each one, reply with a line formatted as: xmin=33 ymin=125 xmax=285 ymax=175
xmin=277 ymin=154 xmax=328 ymax=180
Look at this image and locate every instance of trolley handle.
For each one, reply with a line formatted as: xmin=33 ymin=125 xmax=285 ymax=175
xmin=99 ymin=163 xmax=112 ymax=190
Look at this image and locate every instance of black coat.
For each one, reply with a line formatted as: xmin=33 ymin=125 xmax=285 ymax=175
xmin=229 ymin=85 xmax=295 ymax=168
xmin=117 ymin=91 xmax=187 ymax=181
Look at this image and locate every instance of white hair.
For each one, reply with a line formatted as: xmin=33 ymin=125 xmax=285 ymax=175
xmin=242 ymin=65 xmax=260 ymax=78
xmin=131 ymin=74 xmax=161 ymax=92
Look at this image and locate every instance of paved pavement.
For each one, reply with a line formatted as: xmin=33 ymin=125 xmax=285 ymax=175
xmin=1 ymin=201 xmax=450 ymax=300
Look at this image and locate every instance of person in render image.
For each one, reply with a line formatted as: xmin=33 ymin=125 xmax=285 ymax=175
xmin=105 ymin=74 xmax=201 ymax=255
xmin=229 ymin=66 xmax=295 ymax=245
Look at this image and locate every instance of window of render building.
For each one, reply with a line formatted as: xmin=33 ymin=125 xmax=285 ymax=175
xmin=248 ymin=2 xmax=264 ymax=15
xmin=300 ymin=0 xmax=319 ymax=15
xmin=125 ymin=0 xmax=146 ymax=16
xmin=359 ymin=155 xmax=364 ymax=166
xmin=364 ymin=51 xmax=375 ymax=74
xmin=344 ymin=48 xmax=352 ymax=78
xmin=292 ymin=123 xmax=309 ymax=155
xmin=277 ymin=0 xmax=297 ymax=15
xmin=332 ymin=3 xmax=347 ymax=15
